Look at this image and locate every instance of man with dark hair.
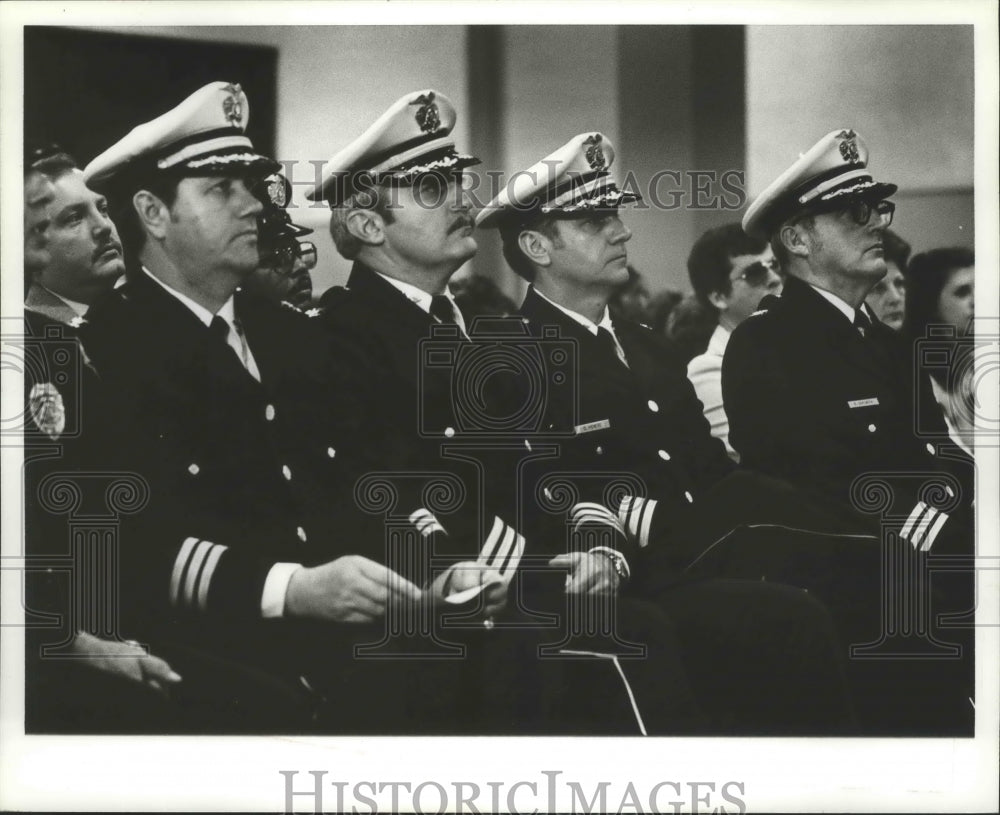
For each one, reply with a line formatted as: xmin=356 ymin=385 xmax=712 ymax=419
xmin=24 ymin=145 xmax=125 ymax=321
xmin=726 ymin=129 xmax=975 ymax=733
xmin=477 ymin=133 xmax=863 ymax=734
xmin=305 ymin=93 xmax=717 ymax=735
xmin=22 ymin=142 xmax=182 ymax=730
xmin=685 ymin=223 xmax=782 ymax=458
xmin=77 ymin=82 xmax=499 ymax=733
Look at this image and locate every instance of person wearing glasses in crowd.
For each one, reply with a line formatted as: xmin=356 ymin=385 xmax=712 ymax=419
xmin=685 ymin=223 xmax=783 ymax=459
xmin=862 ymin=228 xmax=911 ymax=332
xmin=725 ymin=129 xmax=975 ymax=734
xmin=243 ymin=172 xmax=319 ymax=309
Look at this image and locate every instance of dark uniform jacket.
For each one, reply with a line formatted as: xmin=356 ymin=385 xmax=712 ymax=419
xmin=722 ymin=275 xmax=973 ymax=555
xmin=318 ymin=263 xmax=529 ymax=569
xmin=79 ymin=270 xmax=388 ymax=636
xmin=21 ymin=310 xmax=101 ymax=653
xmin=517 ymin=288 xmax=740 ymax=565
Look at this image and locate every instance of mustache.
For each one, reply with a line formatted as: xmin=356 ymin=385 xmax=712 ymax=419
xmin=449 ymin=215 xmax=475 ymax=233
xmin=93 ymin=238 xmax=123 ymax=261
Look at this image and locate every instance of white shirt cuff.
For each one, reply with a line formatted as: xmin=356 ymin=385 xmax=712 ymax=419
xmin=261 ymin=562 xmax=304 ymax=618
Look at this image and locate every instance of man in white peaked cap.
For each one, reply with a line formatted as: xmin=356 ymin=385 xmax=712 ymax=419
xmin=724 ymin=128 xmax=974 ymax=734
xmin=479 ymin=132 xmax=863 ymax=734
xmin=78 ymin=82 xmax=484 ymax=732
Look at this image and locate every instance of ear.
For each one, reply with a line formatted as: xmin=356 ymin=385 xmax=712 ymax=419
xmin=517 ymin=229 xmax=552 ymax=268
xmin=133 ymin=190 xmax=171 ymax=241
xmin=779 ymin=222 xmax=810 ymax=260
xmin=707 ymin=289 xmax=730 ymax=311
xmin=343 ymin=208 xmax=385 ymax=247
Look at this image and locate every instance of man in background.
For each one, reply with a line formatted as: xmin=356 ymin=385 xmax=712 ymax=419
xmin=22 ymin=143 xmax=180 ymax=729
xmin=685 ymin=222 xmax=782 ymax=459
xmin=24 ymin=145 xmax=125 ymax=322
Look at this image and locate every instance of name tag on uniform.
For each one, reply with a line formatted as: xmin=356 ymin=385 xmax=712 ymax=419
xmin=574 ymin=419 xmax=611 ymax=435
xmin=848 ymin=397 xmax=880 ymax=408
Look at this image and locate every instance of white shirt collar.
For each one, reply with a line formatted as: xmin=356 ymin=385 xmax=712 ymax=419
xmin=376 ymin=272 xmax=467 ymax=334
xmin=142 ymin=266 xmax=229 ymax=327
xmin=534 ymin=289 xmax=612 ymax=337
xmin=808 ymin=283 xmax=872 ymax=324
xmin=43 ymin=286 xmax=89 ymax=317
xmin=707 ymin=323 xmax=731 ymax=355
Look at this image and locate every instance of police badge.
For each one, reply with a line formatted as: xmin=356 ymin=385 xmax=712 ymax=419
xmin=583 ymin=134 xmax=607 ymax=172
xmin=222 ymin=83 xmax=244 ymax=126
xmin=411 ymin=93 xmax=440 ymax=133
xmin=28 ymin=382 xmax=66 ymax=440
xmin=836 ymin=129 xmax=860 ymax=163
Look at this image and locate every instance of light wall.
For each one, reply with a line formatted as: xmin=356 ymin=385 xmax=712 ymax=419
xmin=746 ymin=25 xmax=975 ymax=255
xmin=81 ymin=24 xmax=977 ymax=295
xmin=84 ymin=25 xmax=470 ymax=294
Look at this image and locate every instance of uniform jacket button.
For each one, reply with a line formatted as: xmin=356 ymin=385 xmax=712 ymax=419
xmin=867 ymin=423 xmax=877 ymax=433
xmin=658 ymin=449 xmax=671 ymax=461
xmin=265 ymin=404 xmax=276 ymax=421
xmin=684 ymin=491 xmax=694 ymax=503
xmin=444 ymin=426 xmax=455 ymax=438
xmin=595 ymin=445 xmax=603 ymax=455
xmin=327 ymin=447 xmax=336 ymax=458
xmin=647 ymin=399 xmax=659 ymax=413
xmin=282 ymin=465 xmax=292 ymax=480
xmin=297 ymin=526 xmax=307 ymax=542
xmin=188 ymin=463 xmax=200 ymax=475
xmin=926 ymin=442 xmax=935 ymax=455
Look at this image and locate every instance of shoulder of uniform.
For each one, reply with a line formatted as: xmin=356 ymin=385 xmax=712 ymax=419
xmin=277 ymin=299 xmax=325 ymax=319
xmin=318 ymin=285 xmax=353 ymax=311
xmin=748 ymin=293 xmax=781 ymax=319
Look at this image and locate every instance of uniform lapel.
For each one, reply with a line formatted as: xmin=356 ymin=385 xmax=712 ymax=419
xmin=347 ymin=262 xmax=439 ymax=337
xmin=24 ymin=284 xmax=81 ymax=326
xmin=781 ymin=277 xmax=887 ymax=384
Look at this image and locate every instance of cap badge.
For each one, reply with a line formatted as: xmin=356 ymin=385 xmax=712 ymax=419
xmin=836 ymin=129 xmax=860 ymax=164
xmin=222 ymin=83 xmax=244 ymax=126
xmin=28 ymin=382 xmax=66 ymax=440
xmin=583 ymin=134 xmax=607 ymax=171
xmin=411 ymin=92 xmax=441 ymax=133
xmin=267 ymin=175 xmax=287 ymax=206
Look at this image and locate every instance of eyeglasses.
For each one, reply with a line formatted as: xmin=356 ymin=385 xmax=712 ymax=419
xmin=268 ymin=240 xmax=317 ymax=273
xmin=807 ymin=197 xmax=895 ymax=228
xmin=731 ymin=259 xmax=781 ymax=287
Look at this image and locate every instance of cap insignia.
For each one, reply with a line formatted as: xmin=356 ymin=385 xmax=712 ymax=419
xmin=267 ymin=175 xmax=287 ymax=206
xmin=836 ymin=130 xmax=860 ymax=164
xmin=583 ymin=134 xmax=607 ymax=171
xmin=222 ymin=84 xmax=244 ymax=126
xmin=411 ymin=92 xmax=441 ymax=133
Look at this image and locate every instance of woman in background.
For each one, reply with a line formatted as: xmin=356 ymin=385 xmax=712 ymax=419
xmin=904 ymin=247 xmax=976 ymax=453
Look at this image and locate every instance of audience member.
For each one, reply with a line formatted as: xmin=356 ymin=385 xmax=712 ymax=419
xmin=863 ymin=228 xmax=910 ymax=331
xmin=685 ymin=223 xmax=782 ymax=458
xmin=905 ymin=247 xmax=976 ymax=451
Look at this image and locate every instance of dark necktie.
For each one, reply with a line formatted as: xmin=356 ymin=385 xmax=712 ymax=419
xmin=853 ymin=309 xmax=872 ymax=339
xmin=597 ymin=325 xmax=629 ymax=368
xmin=430 ymin=294 xmax=457 ymax=325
